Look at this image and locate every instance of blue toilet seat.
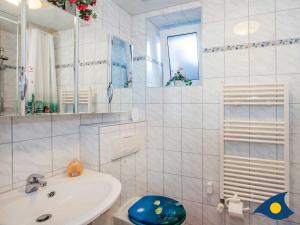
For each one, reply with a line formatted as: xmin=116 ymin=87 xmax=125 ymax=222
xmin=128 ymin=195 xmax=186 ymax=225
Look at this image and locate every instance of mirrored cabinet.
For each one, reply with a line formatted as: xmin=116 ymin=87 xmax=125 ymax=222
xmin=78 ymin=20 xmax=110 ymax=113
xmin=0 ymin=1 xmax=21 ymax=116
xmin=26 ymin=0 xmax=76 ymax=115
xmin=110 ymin=36 xmax=133 ymax=113
xmin=77 ymin=23 xmax=133 ymax=114
xmin=111 ymin=36 xmax=133 ymax=89
xmin=0 ymin=0 xmax=133 ymax=117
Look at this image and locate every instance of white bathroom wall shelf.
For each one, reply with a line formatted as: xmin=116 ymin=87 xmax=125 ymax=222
xmin=220 ymin=83 xmax=289 ymax=204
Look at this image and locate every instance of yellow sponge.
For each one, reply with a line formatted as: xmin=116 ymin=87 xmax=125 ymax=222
xmin=67 ymin=160 xmax=84 ymax=177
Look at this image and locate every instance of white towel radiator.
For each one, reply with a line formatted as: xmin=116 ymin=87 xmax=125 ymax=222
xmin=220 ymin=84 xmax=289 ymax=204
xmin=60 ymin=88 xmax=93 ymax=113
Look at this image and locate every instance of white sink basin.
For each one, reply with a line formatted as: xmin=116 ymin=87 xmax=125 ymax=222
xmin=0 ymin=170 xmax=121 ymax=225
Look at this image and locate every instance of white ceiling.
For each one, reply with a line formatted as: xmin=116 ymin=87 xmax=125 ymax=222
xmin=0 ymin=1 xmax=21 ymax=18
xmin=148 ymin=7 xmax=201 ymax=30
xmin=112 ymin=0 xmax=198 ymax=15
xmin=27 ymin=2 xmax=75 ymax=33
xmin=0 ymin=2 xmax=20 ymax=34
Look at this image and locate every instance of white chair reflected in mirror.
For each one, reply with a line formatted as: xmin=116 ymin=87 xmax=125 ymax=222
xmin=78 ymin=88 xmax=93 ymax=113
xmin=60 ymin=87 xmax=93 ymax=113
xmin=59 ymin=90 xmax=74 ymax=114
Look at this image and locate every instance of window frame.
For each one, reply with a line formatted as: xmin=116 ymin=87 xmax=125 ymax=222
xmin=160 ymin=24 xmax=202 ymax=86
xmin=167 ymin=32 xmax=199 ymax=81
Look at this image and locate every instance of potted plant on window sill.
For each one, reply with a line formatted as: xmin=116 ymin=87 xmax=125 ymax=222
xmin=166 ymin=68 xmax=192 ymax=87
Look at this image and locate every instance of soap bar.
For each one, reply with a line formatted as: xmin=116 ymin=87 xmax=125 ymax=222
xmin=67 ymin=160 xmax=84 ymax=177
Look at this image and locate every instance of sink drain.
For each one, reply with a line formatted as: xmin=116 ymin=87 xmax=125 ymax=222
xmin=36 ymin=214 xmax=52 ymax=223
xmin=47 ymin=191 xmax=55 ymax=198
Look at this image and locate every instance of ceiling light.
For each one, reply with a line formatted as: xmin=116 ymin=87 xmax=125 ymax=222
xmin=233 ymin=21 xmax=260 ymax=36
xmin=28 ymin=0 xmax=42 ymax=9
xmin=5 ymin=0 xmax=20 ymax=6
xmin=5 ymin=0 xmax=42 ymax=9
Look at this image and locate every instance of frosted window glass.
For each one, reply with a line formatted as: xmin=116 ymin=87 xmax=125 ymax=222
xmin=167 ymin=33 xmax=199 ymax=80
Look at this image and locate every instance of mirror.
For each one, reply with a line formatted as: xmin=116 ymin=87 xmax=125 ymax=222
xmin=0 ymin=0 xmax=134 ymax=116
xmin=111 ymin=36 xmax=133 ymax=88
xmin=77 ymin=24 xmax=133 ymax=114
xmin=110 ymin=36 xmax=133 ymax=113
xmin=0 ymin=1 xmax=21 ymax=116
xmin=25 ymin=0 xmax=76 ymax=115
xmin=77 ymin=20 xmax=110 ymax=113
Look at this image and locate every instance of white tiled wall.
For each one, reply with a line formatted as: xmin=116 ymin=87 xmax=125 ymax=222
xmin=131 ymin=0 xmax=300 ymax=224
xmin=0 ymin=112 xmax=129 ymax=194
xmin=146 ymin=21 xmax=163 ymax=87
xmin=0 ymin=115 xmax=80 ymax=192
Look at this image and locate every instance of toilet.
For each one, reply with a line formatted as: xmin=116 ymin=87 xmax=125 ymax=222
xmin=113 ymin=196 xmax=186 ymax=225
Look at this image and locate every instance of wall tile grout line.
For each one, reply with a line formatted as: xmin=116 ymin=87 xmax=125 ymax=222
xmin=247 ymin=0 xmax=251 ymax=224
xmin=51 ymin=115 xmax=54 ymax=176
xmin=222 ymin=0 xmax=226 ymax=223
xmin=10 ymin=116 xmax=13 ymax=191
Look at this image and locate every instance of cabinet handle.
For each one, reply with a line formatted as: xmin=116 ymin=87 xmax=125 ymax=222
xmin=19 ymin=67 xmax=27 ymax=101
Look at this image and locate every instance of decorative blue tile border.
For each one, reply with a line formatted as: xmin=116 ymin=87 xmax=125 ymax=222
xmin=133 ymin=56 xmax=146 ymax=62
xmin=80 ymin=60 xmax=107 ymax=67
xmin=147 ymin=56 xmax=163 ymax=67
xmin=112 ymin=61 xmax=127 ymax=69
xmin=56 ymin=60 xmax=107 ymax=69
xmin=56 ymin=63 xmax=74 ymax=69
xmin=1 ymin=65 xmax=17 ymax=70
xmin=55 ymin=38 xmax=300 ymax=69
xmin=133 ymin=56 xmax=163 ymax=67
xmin=204 ymin=37 xmax=300 ymax=53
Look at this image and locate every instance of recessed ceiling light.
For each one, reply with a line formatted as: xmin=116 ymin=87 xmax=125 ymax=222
xmin=5 ymin=0 xmax=19 ymax=6
xmin=233 ymin=21 xmax=260 ymax=36
xmin=28 ymin=0 xmax=42 ymax=9
xmin=5 ymin=0 xmax=42 ymax=9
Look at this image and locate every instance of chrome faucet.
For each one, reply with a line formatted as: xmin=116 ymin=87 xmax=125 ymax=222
xmin=25 ymin=174 xmax=47 ymax=194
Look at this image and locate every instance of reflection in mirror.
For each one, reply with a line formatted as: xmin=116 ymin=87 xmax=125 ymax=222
xmin=111 ymin=36 xmax=133 ymax=89
xmin=110 ymin=36 xmax=133 ymax=113
xmin=146 ymin=7 xmax=201 ymax=87
xmin=26 ymin=0 xmax=75 ymax=115
xmin=78 ymin=21 xmax=110 ymax=113
xmin=0 ymin=2 xmax=21 ymax=116
xmin=77 ymin=23 xmax=133 ymax=114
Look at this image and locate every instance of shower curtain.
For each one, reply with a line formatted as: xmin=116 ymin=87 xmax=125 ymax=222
xmin=27 ymin=27 xmax=58 ymax=113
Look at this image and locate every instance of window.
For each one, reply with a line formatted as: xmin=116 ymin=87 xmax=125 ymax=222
xmin=167 ymin=33 xmax=199 ymax=80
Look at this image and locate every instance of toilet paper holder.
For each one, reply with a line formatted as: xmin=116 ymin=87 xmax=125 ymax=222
xmin=217 ymin=194 xmax=250 ymax=218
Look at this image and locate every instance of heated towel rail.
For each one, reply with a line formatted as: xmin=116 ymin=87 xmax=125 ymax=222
xmin=60 ymin=88 xmax=93 ymax=113
xmin=220 ymin=84 xmax=289 ymax=204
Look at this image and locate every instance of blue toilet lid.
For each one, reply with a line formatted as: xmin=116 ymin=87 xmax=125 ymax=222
xmin=128 ymin=195 xmax=186 ymax=225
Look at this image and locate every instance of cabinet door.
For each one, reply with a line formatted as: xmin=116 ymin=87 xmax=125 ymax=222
xmin=0 ymin=1 xmax=21 ymax=116
xmin=77 ymin=20 xmax=110 ymax=113
xmin=24 ymin=0 xmax=76 ymax=115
